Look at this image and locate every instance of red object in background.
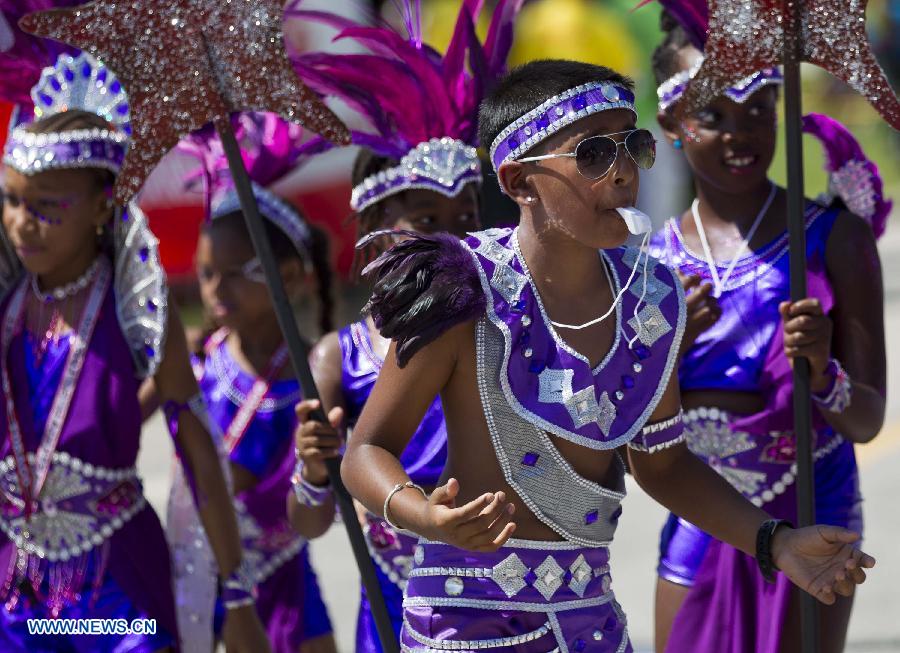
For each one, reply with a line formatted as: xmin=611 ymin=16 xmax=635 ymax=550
xmin=0 ymin=102 xmax=12 ymax=149
xmin=144 ymin=179 xmax=355 ymax=283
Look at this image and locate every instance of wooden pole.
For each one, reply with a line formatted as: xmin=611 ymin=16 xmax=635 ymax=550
xmin=216 ymin=119 xmax=400 ymax=653
xmin=782 ymin=1 xmax=819 ymax=651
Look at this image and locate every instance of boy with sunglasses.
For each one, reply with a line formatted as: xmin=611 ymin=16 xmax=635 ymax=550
xmin=341 ymin=59 xmax=874 ymax=652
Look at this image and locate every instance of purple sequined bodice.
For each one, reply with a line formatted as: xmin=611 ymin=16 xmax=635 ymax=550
xmin=650 ymin=204 xmax=838 ymax=393
xmin=338 ymin=321 xmax=447 ymax=488
xmin=196 ymin=336 xmax=301 ymax=481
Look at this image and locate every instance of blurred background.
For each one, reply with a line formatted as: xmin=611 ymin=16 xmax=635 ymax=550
xmin=1 ymin=0 xmax=898 ymax=650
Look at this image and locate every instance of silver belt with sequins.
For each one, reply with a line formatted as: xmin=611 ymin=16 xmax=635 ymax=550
xmin=0 ymin=452 xmax=146 ymax=562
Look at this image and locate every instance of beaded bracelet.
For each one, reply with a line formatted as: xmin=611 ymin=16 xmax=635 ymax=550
xmin=383 ymin=481 xmax=428 ymax=533
xmin=291 ymin=458 xmax=333 ymax=507
xmin=812 ymin=359 xmax=852 ymax=414
xmin=220 ymin=557 xmax=257 ymax=610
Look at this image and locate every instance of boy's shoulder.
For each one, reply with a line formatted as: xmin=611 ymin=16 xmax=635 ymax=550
xmin=363 ymin=231 xmax=488 ymax=368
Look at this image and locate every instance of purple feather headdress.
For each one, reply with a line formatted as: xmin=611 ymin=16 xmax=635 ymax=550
xmin=177 ymin=112 xmax=318 ymax=263
xmin=802 ymin=113 xmax=892 ymax=240
xmin=643 ymin=0 xmax=782 ymax=113
xmin=0 ymin=1 xmax=81 ymax=109
xmin=287 ymin=0 xmax=523 ymax=212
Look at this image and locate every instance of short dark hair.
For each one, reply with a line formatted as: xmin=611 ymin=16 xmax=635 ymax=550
xmin=478 ymin=59 xmax=634 ymax=153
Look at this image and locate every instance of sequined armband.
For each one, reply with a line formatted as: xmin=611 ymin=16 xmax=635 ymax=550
xmin=812 ymin=359 xmax=852 ymax=414
xmin=291 ymin=458 xmax=333 ymax=507
xmin=628 ymin=412 xmax=685 ymax=453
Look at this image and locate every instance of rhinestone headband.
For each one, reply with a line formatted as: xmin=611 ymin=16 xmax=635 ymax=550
xmin=213 ymin=182 xmax=313 ymax=266
xmin=3 ymin=127 xmax=128 ymax=176
xmin=657 ymin=59 xmax=783 ymax=113
xmin=489 ymin=82 xmax=636 ymax=172
xmin=350 ymin=138 xmax=482 ymax=213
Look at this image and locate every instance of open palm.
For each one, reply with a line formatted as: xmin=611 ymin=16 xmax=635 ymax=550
xmin=774 ymin=525 xmax=875 ymax=604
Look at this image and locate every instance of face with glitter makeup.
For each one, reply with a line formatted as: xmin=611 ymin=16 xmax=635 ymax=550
xmin=659 ymin=46 xmax=778 ymax=195
xmin=196 ymin=217 xmax=306 ymax=334
xmin=2 ymin=167 xmax=112 ymax=279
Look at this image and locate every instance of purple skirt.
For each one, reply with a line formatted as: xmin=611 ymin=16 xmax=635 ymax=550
xmin=0 ymin=559 xmax=174 ymax=653
xmin=402 ymin=539 xmax=632 ymax=653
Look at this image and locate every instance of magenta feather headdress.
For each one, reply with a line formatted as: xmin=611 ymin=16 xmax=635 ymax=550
xmin=286 ymin=0 xmax=522 ymax=212
xmin=637 ymin=0 xmax=708 ymax=50
xmin=177 ymin=112 xmax=318 ymax=261
xmin=802 ymin=113 xmax=892 ymax=240
xmin=0 ymin=1 xmax=80 ymax=108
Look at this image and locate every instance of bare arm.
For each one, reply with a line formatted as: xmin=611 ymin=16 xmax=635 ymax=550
xmin=630 ymin=373 xmax=874 ymax=603
xmin=820 ymin=211 xmax=886 ymax=442
xmin=153 ymin=303 xmax=269 ymax=652
xmin=344 ymin=320 xmax=516 ymax=551
xmin=286 ymin=333 xmax=341 ymax=539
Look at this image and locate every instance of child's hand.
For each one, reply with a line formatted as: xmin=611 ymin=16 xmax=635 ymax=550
xmin=679 ymin=274 xmax=720 ymax=353
xmin=773 ymin=524 xmax=875 ymax=604
xmin=779 ymin=299 xmax=833 ymax=391
xmin=419 ymin=478 xmax=516 ymax=552
xmin=294 ymin=399 xmax=344 ymax=487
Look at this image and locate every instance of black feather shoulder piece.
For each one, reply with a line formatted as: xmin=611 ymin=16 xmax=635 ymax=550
xmin=361 ymin=231 xmax=485 ymax=368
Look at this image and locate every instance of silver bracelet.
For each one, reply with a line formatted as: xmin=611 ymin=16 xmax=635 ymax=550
xmin=383 ymin=481 xmax=428 ymax=533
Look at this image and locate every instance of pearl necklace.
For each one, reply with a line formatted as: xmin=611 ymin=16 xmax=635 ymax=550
xmin=30 ymin=258 xmax=102 ymax=303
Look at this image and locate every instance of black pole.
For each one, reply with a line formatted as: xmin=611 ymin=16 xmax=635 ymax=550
xmin=216 ymin=120 xmax=400 ymax=653
xmin=782 ymin=1 xmax=818 ymax=651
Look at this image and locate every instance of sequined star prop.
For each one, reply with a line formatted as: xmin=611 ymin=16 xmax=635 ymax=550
xmin=682 ymin=0 xmax=900 ymax=130
xmin=21 ymin=0 xmax=350 ymax=202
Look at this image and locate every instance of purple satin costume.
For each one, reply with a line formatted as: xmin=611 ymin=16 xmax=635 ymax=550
xmin=364 ymin=228 xmax=687 ymax=653
xmin=0 ymin=284 xmax=176 ymax=652
xmin=196 ymin=334 xmax=332 ymax=652
xmin=649 ymin=203 xmax=863 ymax=653
xmin=338 ymin=320 xmax=447 ymax=652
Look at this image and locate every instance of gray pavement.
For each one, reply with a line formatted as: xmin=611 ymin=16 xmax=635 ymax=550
xmin=137 ymin=227 xmax=900 ymax=653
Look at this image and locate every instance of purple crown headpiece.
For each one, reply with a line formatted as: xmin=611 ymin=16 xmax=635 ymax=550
xmin=3 ymin=51 xmax=130 ymax=176
xmin=179 ymin=112 xmax=317 ymax=263
xmin=657 ymin=59 xmax=783 ymax=112
xmin=489 ymin=81 xmax=637 ymax=172
xmin=350 ymin=137 xmax=481 ymax=212
xmin=288 ymin=0 xmax=522 ymax=211
xmin=646 ymin=0 xmax=782 ymax=112
xmin=213 ymin=183 xmax=313 ymax=266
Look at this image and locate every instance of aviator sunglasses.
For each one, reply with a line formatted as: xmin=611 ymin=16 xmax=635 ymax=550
xmin=517 ymin=129 xmax=656 ymax=180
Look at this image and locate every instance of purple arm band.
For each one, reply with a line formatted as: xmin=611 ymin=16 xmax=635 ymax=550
xmin=628 ymin=412 xmax=686 ymax=453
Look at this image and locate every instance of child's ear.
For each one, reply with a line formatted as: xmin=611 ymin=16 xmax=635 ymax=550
xmin=280 ymin=258 xmax=311 ymax=298
xmin=657 ymin=110 xmax=681 ymax=147
xmin=497 ymin=161 xmax=539 ymax=209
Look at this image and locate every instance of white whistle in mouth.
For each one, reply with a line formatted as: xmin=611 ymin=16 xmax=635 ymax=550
xmin=616 ymin=207 xmax=653 ymax=236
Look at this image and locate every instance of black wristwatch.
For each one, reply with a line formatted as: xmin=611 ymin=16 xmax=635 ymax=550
xmin=756 ymin=518 xmax=793 ymax=583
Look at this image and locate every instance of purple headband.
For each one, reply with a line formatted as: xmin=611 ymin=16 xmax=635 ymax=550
xmin=3 ymin=127 xmax=127 ymax=176
xmin=489 ymin=81 xmax=636 ymax=172
xmin=213 ymin=182 xmax=313 ymax=267
xmin=350 ymin=138 xmax=482 ymax=213
xmin=657 ymin=59 xmax=783 ymax=112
